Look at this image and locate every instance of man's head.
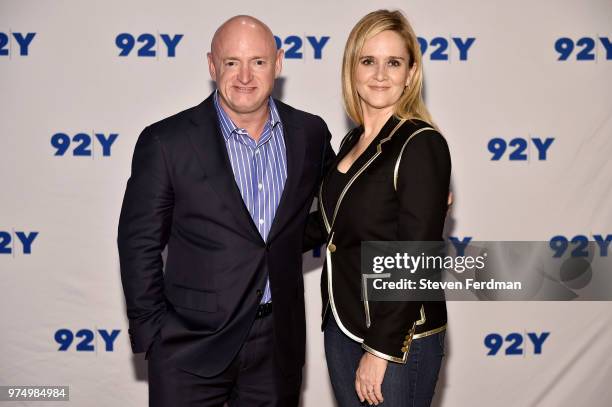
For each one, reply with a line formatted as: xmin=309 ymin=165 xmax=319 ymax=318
xmin=208 ymin=16 xmax=283 ymax=117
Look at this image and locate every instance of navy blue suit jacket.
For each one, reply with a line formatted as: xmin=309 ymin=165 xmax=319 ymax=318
xmin=118 ymin=93 xmax=334 ymax=377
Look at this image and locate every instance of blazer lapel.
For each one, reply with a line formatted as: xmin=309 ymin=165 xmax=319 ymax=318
xmin=266 ymin=104 xmax=306 ymax=243
xmin=318 ymin=127 xmax=361 ymax=233
xmin=187 ymin=95 xmax=263 ymax=243
xmin=319 ymin=117 xmax=406 ymax=233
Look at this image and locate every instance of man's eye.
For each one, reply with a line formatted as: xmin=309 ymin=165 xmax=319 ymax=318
xmin=226 ymin=61 xmax=237 ymax=67
xmin=255 ymin=60 xmax=265 ymax=66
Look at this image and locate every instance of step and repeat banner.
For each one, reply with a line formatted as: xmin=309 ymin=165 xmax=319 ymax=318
xmin=1 ymin=0 xmax=611 ymax=406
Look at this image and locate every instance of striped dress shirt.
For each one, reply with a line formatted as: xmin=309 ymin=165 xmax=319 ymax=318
xmin=213 ymin=91 xmax=287 ymax=304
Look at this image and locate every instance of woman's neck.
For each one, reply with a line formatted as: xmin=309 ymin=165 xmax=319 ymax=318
xmin=361 ymin=104 xmax=394 ymax=140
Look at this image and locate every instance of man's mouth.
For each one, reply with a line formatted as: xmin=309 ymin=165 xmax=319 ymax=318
xmin=233 ymin=86 xmax=257 ymax=93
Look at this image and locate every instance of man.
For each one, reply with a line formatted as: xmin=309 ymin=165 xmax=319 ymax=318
xmin=118 ymin=15 xmax=334 ymax=406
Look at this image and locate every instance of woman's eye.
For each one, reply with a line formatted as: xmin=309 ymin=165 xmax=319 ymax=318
xmin=361 ymin=58 xmax=374 ymax=65
xmin=388 ymin=60 xmax=401 ymax=67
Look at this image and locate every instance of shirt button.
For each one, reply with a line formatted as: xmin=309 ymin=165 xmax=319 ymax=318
xmin=255 ymin=150 xmax=260 ymax=155
xmin=258 ymin=183 xmax=263 ymax=190
xmin=259 ymin=218 xmax=264 ymax=225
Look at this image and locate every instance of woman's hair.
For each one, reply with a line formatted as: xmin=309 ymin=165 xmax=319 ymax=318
xmin=341 ymin=9 xmax=434 ymax=126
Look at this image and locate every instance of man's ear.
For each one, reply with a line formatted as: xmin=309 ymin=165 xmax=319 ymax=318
xmin=207 ymin=52 xmax=217 ymax=81
xmin=274 ymin=49 xmax=284 ymax=79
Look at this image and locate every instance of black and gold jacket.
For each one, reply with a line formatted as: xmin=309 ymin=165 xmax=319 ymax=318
xmin=306 ymin=116 xmax=451 ymax=363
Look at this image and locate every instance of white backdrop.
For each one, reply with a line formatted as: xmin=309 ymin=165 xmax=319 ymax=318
xmin=1 ymin=0 xmax=611 ymax=406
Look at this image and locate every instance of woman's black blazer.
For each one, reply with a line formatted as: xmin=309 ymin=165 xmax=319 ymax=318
xmin=307 ymin=116 xmax=451 ymax=363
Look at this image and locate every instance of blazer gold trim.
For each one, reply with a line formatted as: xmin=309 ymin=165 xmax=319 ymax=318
xmin=413 ymin=324 xmax=447 ymax=339
xmin=393 ymin=127 xmax=435 ymax=191
xmin=325 ymin=232 xmax=363 ymax=343
xmin=416 ymin=305 xmax=426 ymax=326
xmin=319 ymin=120 xmax=406 ymax=235
xmin=362 ymin=322 xmax=416 ymax=364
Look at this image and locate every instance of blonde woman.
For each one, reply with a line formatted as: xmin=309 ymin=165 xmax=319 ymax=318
xmin=310 ymin=9 xmax=451 ymax=406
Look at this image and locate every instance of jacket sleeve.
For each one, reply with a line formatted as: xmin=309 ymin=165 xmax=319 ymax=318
xmin=303 ymin=118 xmax=335 ymax=252
xmin=117 ymin=126 xmax=174 ymax=354
xmin=362 ymin=129 xmax=451 ymax=363
xmin=303 ymin=210 xmax=328 ymax=253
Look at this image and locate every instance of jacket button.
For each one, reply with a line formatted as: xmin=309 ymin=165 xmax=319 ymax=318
xmin=256 ymin=289 xmax=263 ymax=298
xmin=405 ymin=334 xmax=411 ymax=340
xmin=401 ymin=346 xmax=408 ymax=353
xmin=403 ymin=340 xmax=409 ymax=346
xmin=328 ymin=243 xmax=336 ymax=253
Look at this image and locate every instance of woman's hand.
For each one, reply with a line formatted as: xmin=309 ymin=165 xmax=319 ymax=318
xmin=355 ymin=352 xmax=388 ymax=405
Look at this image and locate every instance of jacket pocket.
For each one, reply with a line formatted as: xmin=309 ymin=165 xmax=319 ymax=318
xmin=166 ymin=283 xmax=218 ymax=313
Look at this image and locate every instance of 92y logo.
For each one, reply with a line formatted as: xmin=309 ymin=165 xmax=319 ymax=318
xmin=0 ymin=230 xmax=38 ymax=255
xmin=274 ymin=35 xmax=330 ymax=59
xmin=116 ymin=33 xmax=183 ymax=57
xmin=488 ymin=137 xmax=554 ymax=161
xmin=0 ymin=32 xmax=36 ymax=56
xmin=555 ymin=37 xmax=612 ymax=61
xmin=55 ymin=329 xmax=121 ymax=352
xmin=550 ymin=234 xmax=612 ymax=257
xmin=51 ymin=133 xmax=118 ymax=157
xmin=417 ymin=37 xmax=475 ymax=61
xmin=485 ymin=332 xmax=550 ymax=356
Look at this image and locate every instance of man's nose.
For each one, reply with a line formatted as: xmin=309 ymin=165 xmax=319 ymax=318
xmin=238 ymin=65 xmax=252 ymax=84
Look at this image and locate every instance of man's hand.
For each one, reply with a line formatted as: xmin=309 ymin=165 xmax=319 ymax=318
xmin=355 ymin=351 xmax=388 ymax=405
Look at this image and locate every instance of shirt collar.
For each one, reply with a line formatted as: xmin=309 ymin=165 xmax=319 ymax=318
xmin=213 ymin=90 xmax=281 ymax=140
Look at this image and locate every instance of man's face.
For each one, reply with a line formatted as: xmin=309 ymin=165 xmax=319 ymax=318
xmin=208 ymin=22 xmax=283 ymax=116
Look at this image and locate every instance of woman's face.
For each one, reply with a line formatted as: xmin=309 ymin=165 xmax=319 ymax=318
xmin=355 ymin=30 xmax=414 ymax=114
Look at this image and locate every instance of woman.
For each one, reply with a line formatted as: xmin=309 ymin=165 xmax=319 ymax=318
xmin=312 ymin=9 xmax=451 ymax=407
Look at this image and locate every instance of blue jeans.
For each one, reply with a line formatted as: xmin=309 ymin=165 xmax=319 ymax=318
xmin=324 ymin=316 xmax=445 ymax=407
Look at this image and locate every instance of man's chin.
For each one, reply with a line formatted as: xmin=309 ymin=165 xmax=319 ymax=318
xmin=226 ymin=99 xmax=268 ymax=115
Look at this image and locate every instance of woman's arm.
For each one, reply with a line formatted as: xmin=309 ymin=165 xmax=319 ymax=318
xmin=303 ymin=210 xmax=328 ymax=252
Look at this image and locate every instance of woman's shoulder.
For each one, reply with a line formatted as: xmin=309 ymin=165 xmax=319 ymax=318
xmin=390 ymin=118 xmax=448 ymax=154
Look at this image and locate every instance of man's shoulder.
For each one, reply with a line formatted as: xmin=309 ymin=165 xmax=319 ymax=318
xmin=145 ymin=102 xmax=204 ymax=137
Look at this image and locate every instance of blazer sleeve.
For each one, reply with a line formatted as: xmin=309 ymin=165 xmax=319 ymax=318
xmin=117 ymin=126 xmax=174 ymax=354
xmin=362 ymin=129 xmax=451 ymax=363
xmin=303 ymin=118 xmax=335 ymax=252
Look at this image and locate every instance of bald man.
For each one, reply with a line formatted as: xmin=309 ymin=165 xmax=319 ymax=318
xmin=118 ymin=15 xmax=334 ymax=406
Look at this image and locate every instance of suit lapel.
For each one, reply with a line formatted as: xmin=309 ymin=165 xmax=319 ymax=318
xmin=266 ymin=103 xmax=306 ymax=243
xmin=187 ymin=95 xmax=263 ymax=243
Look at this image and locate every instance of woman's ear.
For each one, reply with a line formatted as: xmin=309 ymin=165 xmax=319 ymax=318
xmin=406 ymin=63 xmax=417 ymax=87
